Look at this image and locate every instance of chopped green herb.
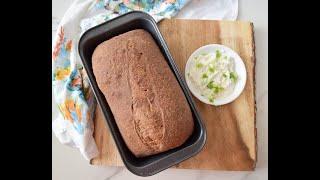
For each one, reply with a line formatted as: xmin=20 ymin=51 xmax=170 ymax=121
xmin=207 ymin=82 xmax=224 ymax=94
xmin=223 ymin=73 xmax=228 ymax=78
xmin=201 ymin=52 xmax=208 ymax=56
xmin=207 ymin=81 xmax=214 ymax=89
xmin=196 ymin=63 xmax=203 ymax=68
xmin=216 ymin=50 xmax=221 ymax=59
xmin=230 ymin=72 xmax=238 ymax=82
xmin=208 ymin=67 xmax=215 ymax=73
xmin=214 ymin=88 xmax=219 ymax=93
xmin=202 ymin=73 xmax=208 ymax=79
xmin=213 ymin=86 xmax=224 ymax=93
xmin=209 ymin=98 xmax=214 ymax=103
xmin=207 ymin=81 xmax=217 ymax=89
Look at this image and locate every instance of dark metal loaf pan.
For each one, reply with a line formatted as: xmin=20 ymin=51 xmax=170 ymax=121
xmin=78 ymin=11 xmax=206 ymax=177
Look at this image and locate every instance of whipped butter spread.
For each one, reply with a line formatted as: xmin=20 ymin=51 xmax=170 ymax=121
xmin=186 ymin=49 xmax=238 ymax=103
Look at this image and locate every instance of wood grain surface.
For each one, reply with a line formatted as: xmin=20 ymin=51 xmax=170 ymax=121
xmin=90 ymin=19 xmax=256 ymax=171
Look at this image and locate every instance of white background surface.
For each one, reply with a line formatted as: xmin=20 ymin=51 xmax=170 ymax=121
xmin=52 ymin=0 xmax=268 ymax=179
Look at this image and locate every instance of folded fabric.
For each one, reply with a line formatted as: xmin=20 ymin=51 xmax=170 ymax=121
xmin=52 ymin=0 xmax=191 ymax=160
xmin=176 ymin=0 xmax=238 ymax=20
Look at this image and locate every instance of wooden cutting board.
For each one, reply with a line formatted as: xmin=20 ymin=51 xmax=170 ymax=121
xmin=90 ymin=19 xmax=256 ymax=171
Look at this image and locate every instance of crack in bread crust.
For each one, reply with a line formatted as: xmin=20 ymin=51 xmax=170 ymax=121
xmin=127 ymin=40 xmax=165 ymax=152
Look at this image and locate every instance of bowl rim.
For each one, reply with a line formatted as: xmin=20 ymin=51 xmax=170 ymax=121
xmin=185 ymin=44 xmax=247 ymax=106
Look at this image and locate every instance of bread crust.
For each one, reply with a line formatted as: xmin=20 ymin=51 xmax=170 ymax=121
xmin=92 ymin=29 xmax=194 ymax=157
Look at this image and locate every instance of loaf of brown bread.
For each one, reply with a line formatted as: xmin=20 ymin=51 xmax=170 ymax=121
xmin=92 ymin=29 xmax=194 ymax=157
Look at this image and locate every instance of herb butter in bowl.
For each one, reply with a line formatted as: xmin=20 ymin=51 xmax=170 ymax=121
xmin=185 ymin=44 xmax=247 ymax=106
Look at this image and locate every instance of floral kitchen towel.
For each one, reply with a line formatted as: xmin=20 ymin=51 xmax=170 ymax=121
xmin=52 ymin=0 xmax=191 ymax=160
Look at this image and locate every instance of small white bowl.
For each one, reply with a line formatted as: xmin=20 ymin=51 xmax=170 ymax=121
xmin=185 ymin=44 xmax=247 ymax=106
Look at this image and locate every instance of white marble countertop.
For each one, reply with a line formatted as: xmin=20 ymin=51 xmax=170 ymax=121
xmin=52 ymin=0 xmax=268 ymax=179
